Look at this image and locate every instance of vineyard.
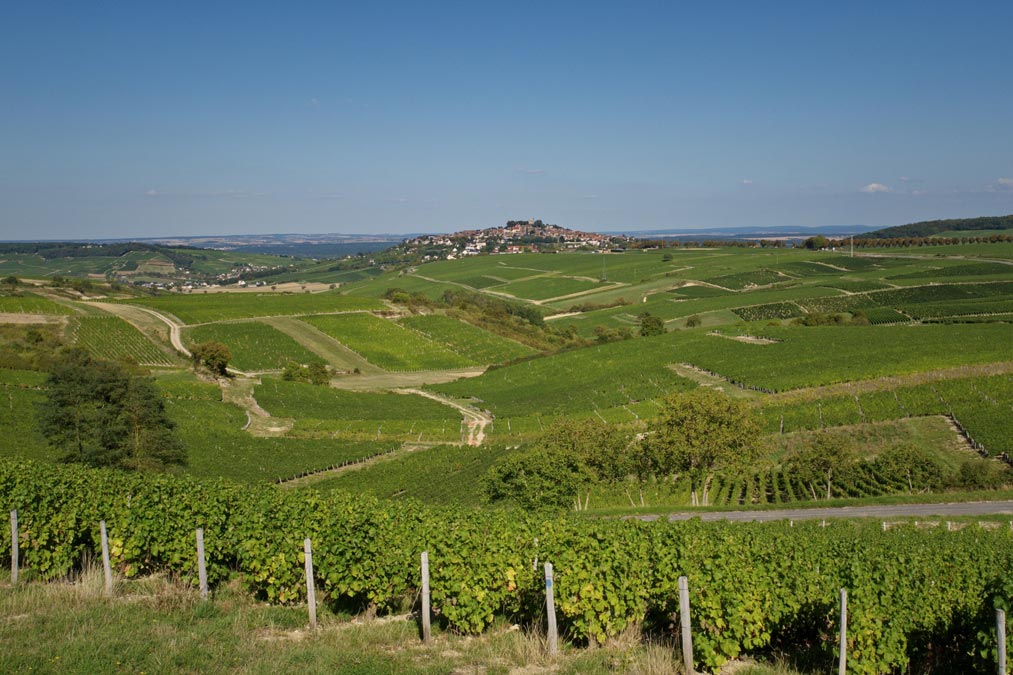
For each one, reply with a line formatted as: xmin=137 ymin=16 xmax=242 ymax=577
xmin=757 ymin=374 xmax=1013 ymax=455
xmin=497 ymin=275 xmax=604 ymax=301
xmin=432 ymin=334 xmax=696 ymax=417
xmin=184 ymin=321 xmax=323 ymax=372
xmin=669 ymin=323 xmax=1013 ymax=392
xmin=312 ymin=442 xmax=510 ymax=506
xmin=255 ymin=378 xmax=453 ymax=422
xmin=398 ymin=314 xmax=537 ymax=364
xmin=0 ymin=293 xmax=74 ymax=315
xmin=302 ymin=313 xmax=476 ymax=371
xmin=3 ymin=459 xmax=1012 ymax=675
xmin=71 ymin=316 xmax=177 ymax=367
xmin=165 ymin=395 xmax=389 ymax=483
xmin=120 ymin=292 xmax=382 ymax=324
xmin=703 ymin=269 xmax=791 ymax=289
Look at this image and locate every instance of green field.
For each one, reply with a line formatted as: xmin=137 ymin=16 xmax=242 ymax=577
xmin=398 ymin=314 xmax=537 ymax=363
xmin=757 ymin=374 xmax=1013 ymax=455
xmin=673 ymin=323 xmax=1013 ymax=392
xmin=5 ymin=235 xmax=1013 ymax=675
xmin=121 ymin=291 xmax=383 ymax=324
xmin=165 ymin=396 xmax=388 ymax=483
xmin=71 ymin=316 xmax=177 ymax=367
xmin=184 ymin=321 xmax=322 ymax=372
xmin=313 ymin=443 xmax=512 ymax=506
xmin=340 ymin=273 xmax=464 ymax=300
xmin=3 ymin=240 xmax=1012 ymax=508
xmin=255 ymin=378 xmax=452 ymax=421
xmin=496 ymin=275 xmax=604 ymax=300
xmin=0 ymin=379 xmax=58 ymax=462
xmin=0 ymin=293 xmax=74 ymax=315
xmin=302 ymin=313 xmax=476 ymax=371
xmin=432 ymin=334 xmax=697 ymax=416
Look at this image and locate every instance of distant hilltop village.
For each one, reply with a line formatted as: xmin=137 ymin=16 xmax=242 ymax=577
xmin=402 ymin=219 xmax=635 ymax=260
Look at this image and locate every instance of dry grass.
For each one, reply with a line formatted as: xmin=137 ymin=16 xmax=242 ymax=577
xmin=0 ymin=572 xmax=817 ymax=674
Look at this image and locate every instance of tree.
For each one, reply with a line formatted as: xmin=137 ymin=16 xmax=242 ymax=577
xmin=282 ymin=360 xmax=331 ymax=385
xmin=37 ymin=348 xmax=184 ymax=470
xmin=191 ymin=341 xmax=231 ymax=377
xmin=871 ymin=443 xmax=944 ymax=492
xmin=2 ymin=275 xmax=17 ymax=291
xmin=306 ymin=361 xmax=330 ymax=385
xmin=482 ymin=419 xmax=633 ymax=510
xmin=685 ymin=315 xmax=702 ymax=328
xmin=803 ymin=235 xmax=829 ymax=250
xmin=639 ymin=389 xmax=760 ymax=505
xmin=639 ymin=313 xmax=665 ymax=337
xmin=785 ymin=432 xmax=854 ymax=500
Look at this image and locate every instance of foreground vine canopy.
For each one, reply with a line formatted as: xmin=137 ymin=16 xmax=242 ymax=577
xmin=2 ymin=458 xmax=1011 ymax=673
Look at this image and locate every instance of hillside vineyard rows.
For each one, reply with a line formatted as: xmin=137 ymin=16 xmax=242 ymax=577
xmin=2 ymin=239 xmax=1013 ymax=673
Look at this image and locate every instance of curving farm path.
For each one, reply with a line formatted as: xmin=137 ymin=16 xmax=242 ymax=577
xmin=396 ymin=388 xmax=491 ymax=446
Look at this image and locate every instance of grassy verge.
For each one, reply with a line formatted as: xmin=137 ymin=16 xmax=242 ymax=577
xmin=0 ymin=570 xmax=810 ymax=675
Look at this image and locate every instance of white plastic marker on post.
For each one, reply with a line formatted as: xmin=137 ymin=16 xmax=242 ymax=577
xmin=100 ymin=520 xmax=113 ymax=596
xmin=304 ymin=538 xmax=317 ymax=629
xmin=544 ymin=562 xmax=558 ymax=655
xmin=10 ymin=510 xmax=18 ymax=585
xmin=999 ymin=609 xmax=1007 ymax=675
xmin=679 ymin=576 xmax=695 ymax=675
xmin=839 ymin=589 xmax=848 ymax=675
xmin=196 ymin=528 xmax=208 ymax=600
xmin=421 ymin=551 xmax=431 ymax=643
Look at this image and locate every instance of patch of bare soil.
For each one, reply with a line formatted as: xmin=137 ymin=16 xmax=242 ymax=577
xmin=706 ymin=331 xmax=780 ymax=344
xmin=220 ymin=376 xmax=295 ymax=436
xmin=0 ymin=313 xmax=67 ymax=324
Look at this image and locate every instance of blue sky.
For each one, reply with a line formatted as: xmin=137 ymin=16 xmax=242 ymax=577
xmin=2 ymin=1 xmax=1012 ymax=238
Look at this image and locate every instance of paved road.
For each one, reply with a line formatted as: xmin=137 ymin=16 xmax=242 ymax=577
xmin=639 ymin=500 xmax=1013 ymax=522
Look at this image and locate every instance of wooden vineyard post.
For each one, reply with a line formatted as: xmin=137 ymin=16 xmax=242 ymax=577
xmin=9 ymin=510 xmax=18 ymax=585
xmin=999 ymin=609 xmax=1007 ymax=675
xmin=838 ymin=589 xmax=848 ymax=675
xmin=420 ymin=551 xmax=431 ymax=643
xmin=196 ymin=528 xmax=208 ymax=600
xmin=100 ymin=520 xmax=113 ymax=596
xmin=679 ymin=576 xmax=695 ymax=675
xmin=544 ymin=562 xmax=558 ymax=655
xmin=304 ymin=538 xmax=317 ymax=629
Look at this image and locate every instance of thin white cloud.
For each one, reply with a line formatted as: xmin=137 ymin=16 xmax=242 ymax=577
xmin=386 ymin=197 xmax=409 ymax=204
xmin=581 ymin=194 xmax=598 ymax=200
xmin=983 ymin=178 xmax=1013 ymax=192
xmin=898 ymin=176 xmax=924 ymax=183
xmin=308 ymin=97 xmax=319 ymax=107
xmin=145 ymin=189 xmax=161 ymax=197
xmin=860 ymin=183 xmax=893 ymax=194
xmin=518 ymin=168 xmax=546 ymax=175
xmin=740 ymin=179 xmax=753 ymax=185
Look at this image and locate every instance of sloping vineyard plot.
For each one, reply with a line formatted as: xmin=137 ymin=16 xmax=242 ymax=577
xmin=72 ymin=316 xmax=176 ymax=366
xmin=302 ymin=313 xmax=476 ymax=371
xmin=184 ymin=321 xmax=321 ymax=372
xmin=399 ymin=314 xmax=536 ymax=364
